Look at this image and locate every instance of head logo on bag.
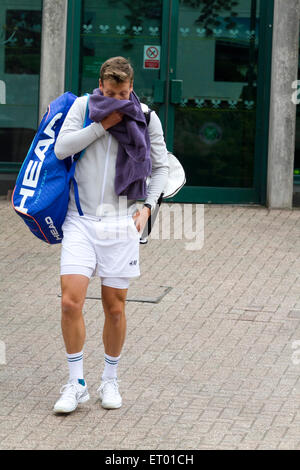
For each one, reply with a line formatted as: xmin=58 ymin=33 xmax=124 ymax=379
xmin=12 ymin=92 xmax=85 ymax=244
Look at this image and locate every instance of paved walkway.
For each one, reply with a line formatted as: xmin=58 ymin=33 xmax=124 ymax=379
xmin=1 ymin=199 xmax=300 ymax=450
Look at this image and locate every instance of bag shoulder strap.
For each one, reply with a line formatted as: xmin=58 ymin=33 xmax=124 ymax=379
xmin=144 ymin=109 xmax=152 ymax=126
xmin=68 ymin=94 xmax=90 ymax=216
xmin=73 ymin=94 xmax=90 ymax=162
xmin=140 ymin=102 xmax=153 ymax=126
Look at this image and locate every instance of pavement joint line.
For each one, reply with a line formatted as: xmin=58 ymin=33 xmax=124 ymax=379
xmin=58 ymin=285 xmax=173 ymax=304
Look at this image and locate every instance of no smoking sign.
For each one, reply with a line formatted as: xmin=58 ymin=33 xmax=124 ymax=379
xmin=143 ymin=45 xmax=161 ymax=69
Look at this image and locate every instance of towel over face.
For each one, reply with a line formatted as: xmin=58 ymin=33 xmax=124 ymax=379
xmin=88 ymin=88 xmax=152 ymax=200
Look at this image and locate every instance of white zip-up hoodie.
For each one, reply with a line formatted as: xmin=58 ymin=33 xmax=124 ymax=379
xmin=54 ymin=95 xmax=169 ymax=217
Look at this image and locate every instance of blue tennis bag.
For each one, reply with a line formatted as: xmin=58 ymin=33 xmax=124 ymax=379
xmin=12 ymin=92 xmax=88 ymax=244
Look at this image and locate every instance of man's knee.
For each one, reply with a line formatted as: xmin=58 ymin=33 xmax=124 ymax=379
xmin=60 ymin=275 xmax=89 ymax=319
xmin=102 ymin=285 xmax=127 ymax=324
xmin=61 ymin=294 xmax=83 ymax=319
xmin=105 ymin=305 xmax=124 ymax=325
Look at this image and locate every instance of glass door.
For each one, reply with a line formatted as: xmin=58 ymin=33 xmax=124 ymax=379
xmin=165 ymin=0 xmax=273 ymax=204
xmin=174 ymin=1 xmax=260 ymax=190
xmin=66 ymin=0 xmax=273 ymax=204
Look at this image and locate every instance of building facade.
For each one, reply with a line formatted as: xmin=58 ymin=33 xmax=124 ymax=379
xmin=0 ymin=0 xmax=299 ymax=208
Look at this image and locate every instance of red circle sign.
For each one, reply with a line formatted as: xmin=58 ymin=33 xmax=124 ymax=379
xmin=146 ymin=46 xmax=159 ymax=59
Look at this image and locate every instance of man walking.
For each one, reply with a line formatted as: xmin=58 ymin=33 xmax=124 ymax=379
xmin=53 ymin=57 xmax=169 ymax=413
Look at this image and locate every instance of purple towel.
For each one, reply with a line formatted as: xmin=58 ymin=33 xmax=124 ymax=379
xmin=88 ymin=88 xmax=152 ymax=200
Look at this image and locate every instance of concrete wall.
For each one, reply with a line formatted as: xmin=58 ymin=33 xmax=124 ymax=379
xmin=39 ymin=0 xmax=68 ymax=121
xmin=267 ymin=0 xmax=300 ymax=209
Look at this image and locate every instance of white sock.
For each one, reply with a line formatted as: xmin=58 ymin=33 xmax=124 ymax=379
xmin=102 ymin=353 xmax=121 ymax=380
xmin=66 ymin=350 xmax=84 ymax=382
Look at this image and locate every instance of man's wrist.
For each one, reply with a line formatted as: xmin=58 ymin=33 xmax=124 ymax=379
xmin=143 ymin=203 xmax=152 ymax=216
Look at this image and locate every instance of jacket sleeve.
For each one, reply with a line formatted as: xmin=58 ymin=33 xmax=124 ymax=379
xmin=144 ymin=111 xmax=169 ymax=208
xmin=54 ymin=96 xmax=106 ymax=160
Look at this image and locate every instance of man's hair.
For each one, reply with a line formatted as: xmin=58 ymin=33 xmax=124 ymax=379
xmin=100 ymin=56 xmax=134 ymax=84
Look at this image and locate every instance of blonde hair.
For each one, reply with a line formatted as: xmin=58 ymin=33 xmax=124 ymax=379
xmin=100 ymin=56 xmax=134 ymax=83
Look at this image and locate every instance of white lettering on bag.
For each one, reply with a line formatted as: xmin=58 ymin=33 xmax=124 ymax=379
xmin=23 ymin=160 xmax=43 ymax=189
xmin=14 ymin=112 xmax=63 ymax=213
xmin=45 ymin=216 xmax=62 ymax=241
xmin=15 ymin=188 xmax=35 ymax=213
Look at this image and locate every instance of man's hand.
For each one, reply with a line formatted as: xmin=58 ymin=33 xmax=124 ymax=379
xmin=132 ymin=206 xmax=151 ymax=233
xmin=101 ymin=111 xmax=123 ymax=130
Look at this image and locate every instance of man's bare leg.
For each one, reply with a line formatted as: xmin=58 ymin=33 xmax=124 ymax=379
xmin=98 ymin=284 xmax=128 ymax=409
xmin=101 ymin=285 xmax=127 ymax=357
xmin=53 ymin=274 xmax=90 ymax=413
xmin=60 ymin=274 xmax=90 ymax=354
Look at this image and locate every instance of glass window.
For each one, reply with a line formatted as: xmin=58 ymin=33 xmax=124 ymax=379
xmin=0 ymin=0 xmax=42 ymax=165
xmin=173 ymin=0 xmax=260 ymax=188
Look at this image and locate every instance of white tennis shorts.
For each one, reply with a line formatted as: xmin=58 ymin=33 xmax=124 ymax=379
xmin=60 ymin=212 xmax=140 ymax=288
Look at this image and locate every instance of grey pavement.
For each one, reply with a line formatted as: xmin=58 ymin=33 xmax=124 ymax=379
xmin=1 ymin=199 xmax=300 ymax=450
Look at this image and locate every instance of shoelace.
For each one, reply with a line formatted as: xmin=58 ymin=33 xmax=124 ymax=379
xmin=97 ymin=378 xmax=121 ymax=394
xmin=60 ymin=382 xmax=81 ymax=398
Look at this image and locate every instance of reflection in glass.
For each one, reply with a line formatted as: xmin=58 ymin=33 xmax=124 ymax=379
xmin=0 ymin=2 xmax=42 ymax=164
xmin=174 ymin=0 xmax=260 ymax=188
xmin=5 ymin=10 xmax=41 ymax=74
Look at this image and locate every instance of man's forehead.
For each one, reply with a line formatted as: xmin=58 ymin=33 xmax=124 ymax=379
xmin=101 ymin=79 xmax=133 ymax=90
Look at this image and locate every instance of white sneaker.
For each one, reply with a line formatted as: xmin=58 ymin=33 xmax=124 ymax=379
xmin=53 ymin=379 xmax=90 ymax=414
xmin=97 ymin=378 xmax=122 ymax=409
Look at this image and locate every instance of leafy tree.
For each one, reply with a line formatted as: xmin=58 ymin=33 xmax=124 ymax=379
xmin=109 ymin=0 xmax=240 ymax=40
xmin=181 ymin=0 xmax=239 ymax=36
